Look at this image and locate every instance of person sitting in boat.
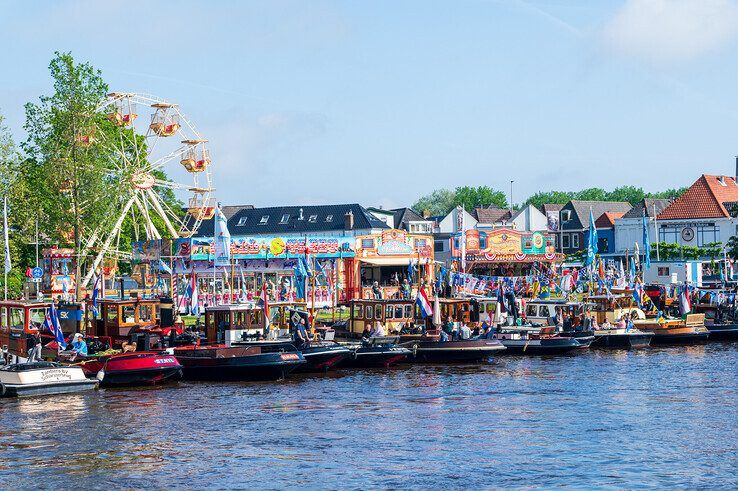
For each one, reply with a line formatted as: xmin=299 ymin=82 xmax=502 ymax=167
xmin=294 ymin=318 xmax=310 ymax=348
xmin=590 ymin=315 xmax=599 ymax=329
xmin=439 ymin=328 xmax=449 ymax=342
xmin=600 ymin=318 xmax=612 ymax=330
xmin=361 ymin=324 xmax=372 ymax=341
xmin=459 ymin=323 xmax=472 ymax=340
xmin=70 ymin=333 xmax=88 ymax=357
xmin=442 ymin=316 xmax=454 ymax=337
xmin=615 ymin=316 xmax=626 ymax=329
xmin=371 ymin=321 xmax=386 ymax=337
xmin=625 ymin=314 xmax=634 ymax=332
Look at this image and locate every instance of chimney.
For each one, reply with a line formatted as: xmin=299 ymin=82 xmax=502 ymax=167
xmin=344 ymin=210 xmax=354 ymax=230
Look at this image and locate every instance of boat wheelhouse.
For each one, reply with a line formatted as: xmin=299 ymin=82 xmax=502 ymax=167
xmin=86 ymin=297 xmax=173 ymax=347
xmin=342 ymin=298 xmax=416 ymax=337
xmin=0 ymin=301 xmax=52 ymax=362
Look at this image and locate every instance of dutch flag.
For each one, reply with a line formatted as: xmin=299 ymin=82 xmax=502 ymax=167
xmin=44 ymin=303 xmax=67 ymax=350
xmin=416 ymin=289 xmax=433 ymax=318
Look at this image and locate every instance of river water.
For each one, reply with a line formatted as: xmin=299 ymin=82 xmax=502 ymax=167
xmin=1 ymin=343 xmax=736 ymax=490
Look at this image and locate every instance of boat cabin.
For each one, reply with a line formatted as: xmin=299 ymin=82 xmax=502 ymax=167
xmin=87 ymin=298 xmax=161 ymax=344
xmin=204 ymin=303 xmax=262 ymax=344
xmin=433 ymin=298 xmax=471 ymax=325
xmin=584 ymin=295 xmax=645 ymax=324
xmin=0 ymin=301 xmax=52 ymax=358
xmin=346 ymin=299 xmax=415 ymax=336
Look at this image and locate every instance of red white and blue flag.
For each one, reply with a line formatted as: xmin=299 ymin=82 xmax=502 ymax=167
xmin=261 ymin=283 xmax=270 ymax=330
xmin=416 ymin=289 xmax=433 ymax=318
xmin=679 ymin=285 xmax=692 ymax=316
xmin=44 ymin=303 xmax=67 ymax=350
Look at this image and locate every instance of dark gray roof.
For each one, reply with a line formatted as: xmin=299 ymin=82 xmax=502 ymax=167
xmin=541 ymin=203 xmax=564 ymax=214
xmin=561 ymin=200 xmax=633 ymax=230
xmin=474 ymin=207 xmax=512 ymax=224
xmin=222 ymin=205 xmax=254 ymax=219
xmin=193 ymin=204 xmax=388 ymax=237
xmin=621 ymin=198 xmax=672 ymax=219
xmin=391 ymin=207 xmax=425 ymax=228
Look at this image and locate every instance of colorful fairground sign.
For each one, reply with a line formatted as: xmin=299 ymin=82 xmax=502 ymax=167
xmin=174 ymin=236 xmax=356 ymax=261
xmin=450 ymin=228 xmax=562 ymax=263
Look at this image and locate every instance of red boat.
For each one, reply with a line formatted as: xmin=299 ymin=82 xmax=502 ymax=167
xmin=79 ymin=351 xmax=183 ymax=387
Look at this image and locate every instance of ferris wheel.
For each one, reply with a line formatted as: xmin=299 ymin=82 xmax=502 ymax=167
xmin=78 ymin=92 xmax=215 ymax=288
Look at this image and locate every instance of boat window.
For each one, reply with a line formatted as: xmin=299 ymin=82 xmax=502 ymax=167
xmin=106 ymin=306 xmax=118 ymax=324
xmin=138 ymin=304 xmax=152 ymax=322
xmin=395 ymin=305 xmax=404 ymax=318
xmin=122 ymin=305 xmax=136 ymax=324
xmin=385 ymin=305 xmax=394 ymax=319
xmin=365 ymin=306 xmax=373 ymax=320
xmin=526 ymin=304 xmax=538 ymax=317
xmin=354 ymin=304 xmax=363 ymax=319
xmin=374 ymin=305 xmax=382 ymax=320
xmin=29 ymin=308 xmax=45 ymax=331
xmin=9 ymin=308 xmax=23 ymax=331
xmin=0 ymin=307 xmax=6 ymax=332
xmin=404 ymin=305 xmax=413 ymax=318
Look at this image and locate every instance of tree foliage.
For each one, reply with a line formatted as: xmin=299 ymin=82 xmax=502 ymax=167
xmin=524 ymin=186 xmax=687 ymax=208
xmin=413 ymin=186 xmax=508 ymax=216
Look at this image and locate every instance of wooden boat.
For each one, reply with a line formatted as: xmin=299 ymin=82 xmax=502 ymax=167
xmin=337 ymin=337 xmax=411 ymax=368
xmin=590 ymin=328 xmax=653 ymax=349
xmin=173 ymin=344 xmax=305 ymax=381
xmin=494 ymin=327 xmax=583 ymax=355
xmin=0 ymin=361 xmax=97 ymax=397
xmin=78 ymin=351 xmax=183 ymax=387
xmin=634 ymin=315 xmax=709 ymax=345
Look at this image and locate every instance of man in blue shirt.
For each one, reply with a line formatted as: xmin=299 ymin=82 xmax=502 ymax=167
xmin=70 ymin=333 xmax=88 ymax=357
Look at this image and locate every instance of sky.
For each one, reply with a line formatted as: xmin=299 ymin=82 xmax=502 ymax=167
xmin=2 ymin=0 xmax=738 ymax=210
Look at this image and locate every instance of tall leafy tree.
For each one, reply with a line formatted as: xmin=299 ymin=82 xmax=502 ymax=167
xmin=412 ymin=188 xmax=456 ymax=216
xmin=23 ymin=52 xmax=120 ymax=299
xmin=525 ymin=191 xmax=575 ymax=208
xmin=453 ymin=186 xmax=508 ymax=211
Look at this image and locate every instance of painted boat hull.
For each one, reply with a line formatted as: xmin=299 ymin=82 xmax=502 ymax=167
xmin=706 ymin=323 xmax=738 ymax=341
xmin=80 ymin=352 xmax=183 ymax=387
xmin=294 ymin=344 xmax=352 ymax=373
xmin=174 ymin=346 xmax=305 ymax=381
xmin=649 ymin=331 xmax=710 ymax=345
xmin=591 ymin=332 xmax=653 ymax=349
xmin=401 ymin=339 xmax=506 ymax=363
xmin=496 ymin=337 xmax=583 ymax=355
xmin=0 ymin=362 xmax=97 ymax=397
xmin=338 ymin=346 xmax=410 ymax=368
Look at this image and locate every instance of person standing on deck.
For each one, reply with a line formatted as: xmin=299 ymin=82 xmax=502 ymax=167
xmin=294 ymin=318 xmax=310 ymax=348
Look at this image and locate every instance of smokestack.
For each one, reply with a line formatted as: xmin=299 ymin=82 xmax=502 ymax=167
xmin=344 ymin=211 xmax=354 ymax=230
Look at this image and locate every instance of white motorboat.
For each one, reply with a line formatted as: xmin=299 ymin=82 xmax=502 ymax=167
xmin=0 ymin=362 xmax=98 ymax=398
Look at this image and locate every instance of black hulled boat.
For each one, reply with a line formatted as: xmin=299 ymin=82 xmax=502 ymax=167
xmin=173 ymin=344 xmax=305 ymax=381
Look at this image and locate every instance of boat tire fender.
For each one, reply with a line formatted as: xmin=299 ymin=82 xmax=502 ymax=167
xmin=0 ymin=382 xmax=5 ymax=397
xmin=412 ymin=344 xmax=418 ymax=357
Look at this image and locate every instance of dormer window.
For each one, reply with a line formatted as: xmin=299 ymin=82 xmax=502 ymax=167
xmin=237 ymin=217 xmax=248 ymax=226
xmin=280 ymin=214 xmax=290 ymax=224
xmin=308 ymin=215 xmax=318 ymax=223
xmin=561 ymin=210 xmax=572 ymax=222
xmin=325 ymin=215 xmax=333 ymax=222
xmin=259 ymin=215 xmax=269 ymax=224
xmin=718 ymin=176 xmax=727 ymax=186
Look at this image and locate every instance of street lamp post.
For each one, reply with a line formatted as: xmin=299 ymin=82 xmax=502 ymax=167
xmin=509 ymin=180 xmax=514 ymax=215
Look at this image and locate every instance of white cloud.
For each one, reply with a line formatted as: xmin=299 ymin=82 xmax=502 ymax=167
xmin=602 ymin=0 xmax=738 ymax=63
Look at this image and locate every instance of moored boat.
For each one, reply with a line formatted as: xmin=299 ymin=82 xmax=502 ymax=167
xmin=173 ymin=344 xmax=305 ymax=381
xmin=591 ymin=328 xmax=653 ymax=349
xmin=634 ymin=314 xmax=709 ymax=345
xmin=494 ymin=327 xmax=583 ymax=355
xmin=399 ymin=336 xmax=505 ymax=363
xmin=294 ymin=342 xmax=352 ymax=373
xmin=78 ymin=351 xmax=183 ymax=387
xmin=337 ymin=337 xmax=411 ymax=368
xmin=0 ymin=361 xmax=98 ymax=397
xmin=692 ymin=302 xmax=738 ymax=341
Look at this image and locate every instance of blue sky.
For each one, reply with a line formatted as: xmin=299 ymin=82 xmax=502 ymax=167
xmin=2 ymin=0 xmax=738 ymax=209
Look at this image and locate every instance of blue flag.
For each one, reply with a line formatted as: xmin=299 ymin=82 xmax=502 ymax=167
xmin=642 ymin=216 xmax=651 ymax=270
xmin=44 ymin=303 xmax=67 ymax=350
xmin=586 ymin=208 xmax=597 ymax=268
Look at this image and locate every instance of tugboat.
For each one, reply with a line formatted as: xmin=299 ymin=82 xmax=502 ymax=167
xmin=77 ymin=351 xmax=183 ymax=387
xmin=494 ymin=327 xmax=583 ymax=355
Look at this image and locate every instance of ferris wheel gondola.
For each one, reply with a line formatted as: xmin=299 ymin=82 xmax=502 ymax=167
xmin=78 ymin=92 xmax=215 ymax=288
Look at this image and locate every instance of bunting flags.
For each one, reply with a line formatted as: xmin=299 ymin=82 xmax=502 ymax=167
xmin=43 ymin=303 xmax=66 ymax=350
xmin=642 ymin=216 xmax=651 ymax=270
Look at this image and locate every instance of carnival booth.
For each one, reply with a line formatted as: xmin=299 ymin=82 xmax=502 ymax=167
xmin=41 ymin=246 xmax=76 ymax=298
xmin=450 ymin=228 xmax=562 ymax=277
xmin=173 ymin=235 xmax=355 ymax=312
xmin=349 ymin=229 xmax=434 ymax=300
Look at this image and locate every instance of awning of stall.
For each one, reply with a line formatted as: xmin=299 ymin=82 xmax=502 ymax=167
xmin=358 ymin=257 xmax=413 ymax=266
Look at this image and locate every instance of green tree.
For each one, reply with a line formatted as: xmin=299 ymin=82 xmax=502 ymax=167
xmin=525 ymin=190 xmax=574 ymax=209
xmin=606 ymin=185 xmax=646 ymax=204
xmin=453 ymin=185 xmax=508 ymax=211
xmin=412 ymin=188 xmax=456 ymax=216
xmin=574 ymin=187 xmax=607 ymax=201
xmin=647 ymin=187 xmax=686 ymax=200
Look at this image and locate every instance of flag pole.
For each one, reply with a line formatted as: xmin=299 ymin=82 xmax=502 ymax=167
xmin=653 ymin=203 xmax=660 ymax=262
xmin=3 ymin=196 xmax=9 ymax=301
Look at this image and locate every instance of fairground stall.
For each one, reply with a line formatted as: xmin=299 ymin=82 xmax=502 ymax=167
xmin=349 ymin=229 xmax=434 ymax=300
xmin=173 ymin=235 xmax=355 ymax=311
xmin=130 ymin=239 xmax=174 ymax=297
xmin=41 ymin=246 xmax=76 ymax=299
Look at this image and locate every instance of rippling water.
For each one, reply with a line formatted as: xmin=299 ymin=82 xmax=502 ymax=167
xmin=1 ymin=344 xmax=737 ymax=489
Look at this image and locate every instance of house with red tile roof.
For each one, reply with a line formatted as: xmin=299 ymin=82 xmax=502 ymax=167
xmin=654 ymin=175 xmax=738 ymax=248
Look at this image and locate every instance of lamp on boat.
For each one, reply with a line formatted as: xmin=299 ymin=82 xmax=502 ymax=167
xmin=149 ymin=103 xmax=180 ymax=137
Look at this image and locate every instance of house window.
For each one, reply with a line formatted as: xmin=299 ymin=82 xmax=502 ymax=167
xmin=434 ymin=240 xmax=445 ymax=252
xmin=326 ymin=215 xmax=333 ymax=222
xmin=659 ymin=226 xmax=679 ymax=244
xmin=597 ymin=237 xmax=608 ymax=253
xmin=562 ymin=234 xmax=570 ymax=248
xmin=696 ymin=224 xmax=719 ymax=246
xmin=658 ymin=267 xmax=670 ymax=276
xmin=259 ymin=216 xmax=269 ymax=225
xmin=237 ymin=217 xmax=248 ymax=226
xmin=308 ymin=215 xmax=318 ymax=223
xmin=572 ymin=234 xmax=580 ymax=249
xmin=561 ymin=210 xmax=571 ymax=222
xmin=279 ymin=214 xmax=290 ymax=224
